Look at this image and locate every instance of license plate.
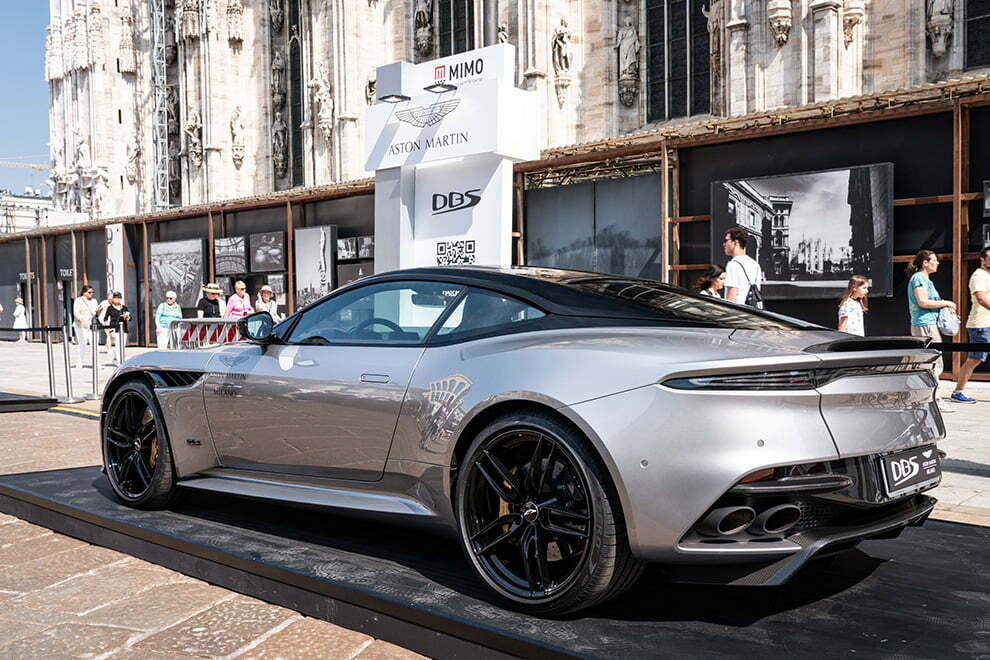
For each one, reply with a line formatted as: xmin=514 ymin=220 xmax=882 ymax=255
xmin=879 ymin=445 xmax=941 ymax=498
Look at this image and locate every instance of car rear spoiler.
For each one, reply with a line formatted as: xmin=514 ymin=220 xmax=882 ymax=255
xmin=803 ymin=336 xmax=930 ymax=353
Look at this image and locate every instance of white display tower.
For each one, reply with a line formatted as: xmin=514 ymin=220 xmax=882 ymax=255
xmin=364 ymin=45 xmax=538 ymax=272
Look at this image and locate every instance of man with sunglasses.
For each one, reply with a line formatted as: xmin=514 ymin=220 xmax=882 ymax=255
xmin=722 ymin=227 xmax=764 ymax=307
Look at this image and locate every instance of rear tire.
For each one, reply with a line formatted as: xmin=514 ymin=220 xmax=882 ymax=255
xmin=102 ymin=381 xmax=178 ymax=509
xmin=455 ymin=411 xmax=645 ymax=616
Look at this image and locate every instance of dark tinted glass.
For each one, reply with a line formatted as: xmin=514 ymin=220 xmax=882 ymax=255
xmin=565 ymin=277 xmax=810 ymax=329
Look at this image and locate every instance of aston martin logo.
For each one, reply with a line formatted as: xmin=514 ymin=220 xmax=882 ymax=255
xmin=395 ymin=99 xmax=461 ymax=128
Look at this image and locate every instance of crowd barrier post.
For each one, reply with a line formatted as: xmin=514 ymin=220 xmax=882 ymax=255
xmin=87 ymin=324 xmax=99 ymax=400
xmin=117 ymin=321 xmax=126 ymax=365
xmin=44 ymin=330 xmax=56 ymax=399
xmin=59 ymin=326 xmax=83 ymax=404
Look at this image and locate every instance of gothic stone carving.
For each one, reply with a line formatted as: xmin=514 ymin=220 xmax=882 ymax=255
xmin=179 ymin=0 xmax=202 ymax=42
xmin=168 ymin=142 xmax=181 ymax=200
xmin=125 ymin=135 xmax=141 ymax=183
xmin=843 ymin=0 xmax=866 ymax=48
xmin=120 ymin=16 xmax=137 ymax=74
xmin=272 ymin=50 xmax=286 ymax=109
xmin=308 ymin=63 xmax=335 ymax=140
xmin=927 ymin=0 xmax=954 ymax=57
xmin=414 ymin=0 xmax=433 ymax=57
xmin=366 ymin=72 xmax=376 ymax=106
xmin=767 ymin=0 xmax=791 ymax=47
xmin=88 ymin=5 xmax=105 ymax=68
xmin=616 ymin=15 xmax=640 ymax=107
xmin=166 ymin=87 xmax=180 ymax=136
xmin=227 ymin=0 xmax=243 ymax=43
xmin=272 ymin=111 xmax=288 ymax=178
xmin=230 ymin=106 xmax=245 ymax=168
xmin=270 ymin=0 xmax=285 ymax=33
xmin=702 ymin=1 xmax=724 ymax=115
xmin=165 ymin=14 xmax=178 ymax=64
xmin=185 ymin=111 xmax=203 ymax=168
xmin=552 ymin=19 xmax=572 ymax=107
xmin=45 ymin=23 xmax=63 ymax=81
xmin=497 ymin=24 xmax=509 ymax=44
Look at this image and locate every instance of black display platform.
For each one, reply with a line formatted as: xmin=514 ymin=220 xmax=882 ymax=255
xmin=1 ymin=467 xmax=988 ymax=660
xmin=0 ymin=392 xmax=57 ymax=413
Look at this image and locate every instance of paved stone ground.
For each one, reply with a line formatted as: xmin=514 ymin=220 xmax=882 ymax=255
xmin=0 ymin=410 xmax=426 ymax=659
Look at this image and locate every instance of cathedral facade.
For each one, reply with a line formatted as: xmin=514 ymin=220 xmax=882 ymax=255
xmin=45 ymin=0 xmax=989 ymax=219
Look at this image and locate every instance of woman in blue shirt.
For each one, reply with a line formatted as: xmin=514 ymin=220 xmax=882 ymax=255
xmin=906 ymin=250 xmax=958 ymax=408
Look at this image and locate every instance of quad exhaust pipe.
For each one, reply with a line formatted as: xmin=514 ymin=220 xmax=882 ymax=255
xmin=695 ymin=506 xmax=756 ymax=537
xmin=749 ymin=504 xmax=801 ymax=536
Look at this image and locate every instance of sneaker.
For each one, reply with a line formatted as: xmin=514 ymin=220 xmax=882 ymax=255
xmin=950 ymin=391 xmax=977 ymax=404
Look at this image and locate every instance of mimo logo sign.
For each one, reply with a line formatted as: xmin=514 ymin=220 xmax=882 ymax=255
xmin=434 ymin=57 xmax=484 ymax=83
xmin=432 ymin=189 xmax=481 ymax=215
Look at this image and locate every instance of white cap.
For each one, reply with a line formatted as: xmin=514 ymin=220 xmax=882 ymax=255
xmin=165 ymin=290 xmax=178 ymax=299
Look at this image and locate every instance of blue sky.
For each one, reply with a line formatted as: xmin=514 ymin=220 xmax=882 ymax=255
xmin=0 ymin=3 xmax=50 ymax=195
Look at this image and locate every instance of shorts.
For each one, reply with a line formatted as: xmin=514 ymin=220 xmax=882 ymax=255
xmin=968 ymin=326 xmax=990 ymax=362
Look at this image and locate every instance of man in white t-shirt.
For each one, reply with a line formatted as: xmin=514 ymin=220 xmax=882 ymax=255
xmin=722 ymin=227 xmax=763 ymax=305
xmin=951 ymin=246 xmax=990 ymax=403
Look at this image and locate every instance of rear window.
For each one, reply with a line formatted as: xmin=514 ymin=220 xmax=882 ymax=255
xmin=566 ymin=277 xmax=811 ymax=330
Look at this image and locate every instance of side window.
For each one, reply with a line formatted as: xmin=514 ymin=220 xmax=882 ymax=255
xmin=436 ymin=288 xmax=545 ymax=340
xmin=288 ymin=281 xmax=464 ymax=345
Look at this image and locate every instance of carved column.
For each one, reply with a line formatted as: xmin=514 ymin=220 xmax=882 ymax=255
xmin=726 ymin=18 xmax=749 ymax=117
xmin=810 ymin=0 xmax=841 ymax=102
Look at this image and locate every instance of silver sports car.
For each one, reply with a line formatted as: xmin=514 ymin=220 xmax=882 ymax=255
xmin=101 ymin=267 xmax=943 ymax=615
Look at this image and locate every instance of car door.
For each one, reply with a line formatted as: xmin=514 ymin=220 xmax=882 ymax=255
xmin=203 ymin=280 xmax=464 ymax=481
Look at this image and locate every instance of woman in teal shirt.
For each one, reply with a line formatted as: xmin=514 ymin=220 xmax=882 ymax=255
xmin=154 ymin=290 xmax=184 ymax=350
xmin=906 ymin=250 xmax=957 ymax=406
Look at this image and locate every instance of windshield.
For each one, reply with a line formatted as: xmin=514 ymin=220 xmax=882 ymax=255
xmin=565 ymin=277 xmax=815 ymax=330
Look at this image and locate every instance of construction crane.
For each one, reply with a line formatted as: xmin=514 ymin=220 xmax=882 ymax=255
xmin=0 ymin=161 xmax=48 ymax=171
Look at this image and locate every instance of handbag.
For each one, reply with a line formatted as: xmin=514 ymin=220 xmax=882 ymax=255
xmin=937 ymin=307 xmax=959 ymax=337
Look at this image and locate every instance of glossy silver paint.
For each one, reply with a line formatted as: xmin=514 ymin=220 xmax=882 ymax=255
xmin=102 ymin=321 xmax=943 ymax=565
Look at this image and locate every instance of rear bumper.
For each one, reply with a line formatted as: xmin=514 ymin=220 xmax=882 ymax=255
xmin=665 ymin=494 xmax=935 ymax=586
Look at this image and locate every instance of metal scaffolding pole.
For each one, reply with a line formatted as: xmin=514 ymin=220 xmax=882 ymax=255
xmin=150 ymin=0 xmax=170 ymax=210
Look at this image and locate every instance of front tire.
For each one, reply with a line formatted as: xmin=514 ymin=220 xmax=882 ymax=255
xmin=102 ymin=380 xmax=178 ymax=509
xmin=455 ymin=411 xmax=644 ymax=616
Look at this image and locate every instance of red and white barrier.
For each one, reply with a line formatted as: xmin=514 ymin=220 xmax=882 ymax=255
xmin=169 ymin=319 xmax=242 ymax=350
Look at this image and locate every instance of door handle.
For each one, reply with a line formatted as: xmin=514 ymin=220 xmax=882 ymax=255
xmin=360 ymin=373 xmax=390 ymax=384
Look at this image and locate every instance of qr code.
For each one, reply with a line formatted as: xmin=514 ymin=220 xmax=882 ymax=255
xmin=436 ymin=240 xmax=476 ymax=265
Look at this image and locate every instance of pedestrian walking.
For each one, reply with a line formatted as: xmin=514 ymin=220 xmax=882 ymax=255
xmin=12 ymin=297 xmax=28 ymax=343
xmin=906 ymin=250 xmax=958 ymax=411
xmin=694 ymin=266 xmax=726 ymax=298
xmin=224 ymin=280 xmax=253 ymax=319
xmin=154 ymin=291 xmax=183 ymax=350
xmin=722 ymin=228 xmax=763 ymax=306
xmin=101 ymin=292 xmax=131 ymax=366
xmin=837 ymin=275 xmax=870 ymax=336
xmin=95 ymin=290 xmax=113 ymax=353
xmin=254 ymin=284 xmax=281 ymax=320
xmin=950 ymin=246 xmax=990 ymax=403
xmin=197 ymin=283 xmax=223 ymax=319
xmin=73 ymin=285 xmax=99 ymax=369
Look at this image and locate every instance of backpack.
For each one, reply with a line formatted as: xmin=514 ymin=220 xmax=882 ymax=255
xmin=734 ymin=258 xmax=765 ymax=310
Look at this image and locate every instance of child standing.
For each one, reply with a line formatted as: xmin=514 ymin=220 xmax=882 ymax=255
xmin=838 ymin=275 xmax=870 ymax=336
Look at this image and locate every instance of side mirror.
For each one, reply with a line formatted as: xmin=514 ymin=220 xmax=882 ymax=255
xmin=238 ymin=312 xmax=276 ymax=344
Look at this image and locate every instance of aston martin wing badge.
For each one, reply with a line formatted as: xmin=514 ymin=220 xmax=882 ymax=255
xmin=395 ymin=99 xmax=461 ymax=128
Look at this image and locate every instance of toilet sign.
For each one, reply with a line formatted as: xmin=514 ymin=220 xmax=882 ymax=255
xmin=365 ymin=44 xmax=537 ymax=272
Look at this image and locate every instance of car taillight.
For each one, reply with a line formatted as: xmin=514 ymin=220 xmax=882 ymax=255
xmin=663 ymin=369 xmax=818 ymax=391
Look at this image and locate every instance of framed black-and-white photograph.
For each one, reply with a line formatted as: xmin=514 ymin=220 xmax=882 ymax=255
xmin=214 ymin=237 xmax=247 ymax=275
xmin=149 ymin=239 xmax=204 ymax=307
xmin=267 ymin=273 xmax=287 ymax=305
xmin=250 ymin=231 xmax=285 ymax=272
xmin=983 ymin=223 xmax=990 ymax=248
xmin=983 ymin=181 xmax=990 ymax=218
xmin=337 ymin=261 xmax=372 ymax=287
xmin=337 ymin=237 xmax=358 ymax=261
xmin=358 ymin=235 xmax=375 ymax=259
xmin=710 ymin=163 xmax=894 ymax=299
xmin=294 ymin=225 xmax=337 ymax=307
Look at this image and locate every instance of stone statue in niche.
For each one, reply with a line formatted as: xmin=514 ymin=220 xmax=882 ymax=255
xmin=272 ymin=50 xmax=286 ymax=109
xmin=167 ymin=142 xmax=181 ymax=200
xmin=843 ymin=0 xmax=866 ymax=48
xmin=165 ymin=14 xmax=178 ymax=64
xmin=125 ymin=135 xmax=141 ymax=184
xmin=230 ymin=105 xmax=245 ymax=168
xmin=227 ymin=0 xmax=243 ymax=43
xmin=308 ymin=64 xmax=335 ymax=141
xmin=767 ymin=0 xmax=791 ymax=46
xmin=702 ymin=0 xmax=723 ymax=115
xmin=272 ymin=111 xmax=288 ymax=178
xmin=927 ymin=0 xmax=954 ymax=57
xmin=184 ymin=111 xmax=203 ymax=168
xmin=414 ymin=0 xmax=433 ymax=57
xmin=552 ymin=18 xmax=572 ymax=107
xmin=497 ymin=24 xmax=509 ymax=43
xmin=120 ymin=16 xmax=137 ymax=73
xmin=270 ymin=0 xmax=285 ymax=33
xmin=179 ymin=0 xmax=202 ymax=42
xmin=615 ymin=15 xmax=640 ymax=108
xmin=365 ymin=72 xmax=376 ymax=106
xmin=74 ymin=130 xmax=91 ymax=168
xmin=166 ymin=87 xmax=180 ymax=136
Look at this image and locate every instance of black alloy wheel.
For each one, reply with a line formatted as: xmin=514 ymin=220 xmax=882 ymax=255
xmin=456 ymin=412 xmax=644 ymax=615
xmin=102 ymin=381 xmax=177 ymax=508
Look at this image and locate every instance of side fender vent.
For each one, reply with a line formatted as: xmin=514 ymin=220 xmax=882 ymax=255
xmin=151 ymin=370 xmax=204 ymax=388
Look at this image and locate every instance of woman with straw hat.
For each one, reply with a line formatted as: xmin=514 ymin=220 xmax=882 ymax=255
xmin=197 ymin=282 xmax=223 ymax=319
